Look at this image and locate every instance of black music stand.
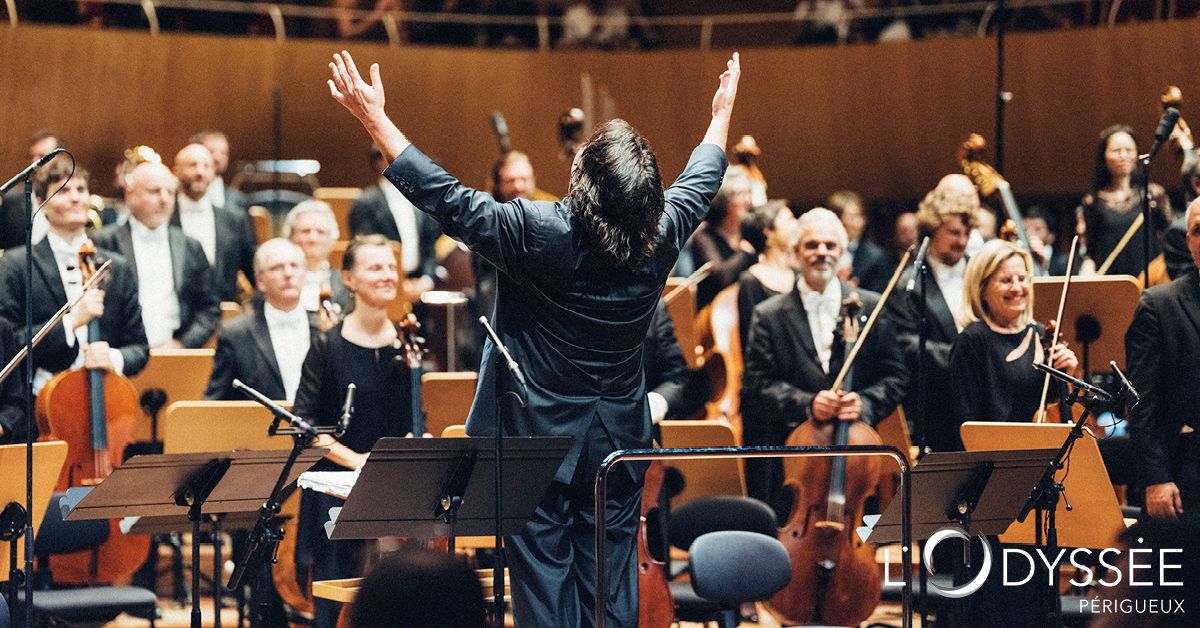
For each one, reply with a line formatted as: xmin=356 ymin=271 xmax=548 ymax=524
xmin=865 ymin=449 xmax=1059 ymax=627
xmin=60 ymin=450 xmax=325 ymax=628
xmin=324 ymin=436 xmax=570 ymax=549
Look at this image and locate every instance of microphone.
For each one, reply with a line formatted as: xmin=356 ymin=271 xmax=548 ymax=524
xmin=1109 ymin=360 xmax=1140 ymax=409
xmin=0 ymin=147 xmax=68 ymax=194
xmin=232 ymin=379 xmax=319 ymax=438
xmin=1147 ymin=107 xmax=1180 ymax=160
xmin=478 ymin=316 xmax=528 ymax=407
xmin=906 ymin=236 xmax=931 ymax=293
xmin=1032 ymin=362 xmax=1112 ymax=402
xmin=338 ymin=383 xmax=356 ymax=436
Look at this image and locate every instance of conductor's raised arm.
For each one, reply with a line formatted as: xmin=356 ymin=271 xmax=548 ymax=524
xmin=328 ymin=50 xmax=411 ymax=162
xmin=703 ymin=52 xmax=741 ymax=151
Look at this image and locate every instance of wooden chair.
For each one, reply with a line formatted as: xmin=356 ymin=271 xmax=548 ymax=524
xmin=313 ymin=187 xmax=360 ymax=240
xmin=161 ymin=401 xmax=296 ymax=453
xmin=658 ymin=420 xmax=746 ymax=508
xmin=441 ymin=425 xmax=467 ymax=438
xmin=422 ymin=372 xmax=478 ymax=440
xmin=662 ymin=277 xmax=705 ymax=369
xmin=248 ymin=205 xmax=273 ymax=244
xmin=127 ymin=348 xmax=216 ymax=442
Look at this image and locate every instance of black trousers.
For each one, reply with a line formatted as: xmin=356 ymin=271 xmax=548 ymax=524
xmin=504 ymin=415 xmax=644 ymax=628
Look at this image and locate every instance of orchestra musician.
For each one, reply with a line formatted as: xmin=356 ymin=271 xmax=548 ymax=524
xmin=283 ymin=200 xmax=353 ymax=314
xmin=687 ymin=165 xmax=756 ymax=309
xmin=829 ymin=190 xmax=890 ymax=292
xmin=643 ymin=302 xmax=691 ymax=424
xmin=92 ymin=162 xmax=220 ymax=349
xmin=0 ymin=159 xmax=149 ymax=440
xmin=204 ymin=238 xmax=316 ymax=402
xmin=0 ymin=130 xmax=62 ymax=250
xmin=740 ymin=208 xmax=906 ymax=521
xmin=327 ymin=49 xmax=740 ymax=627
xmin=0 ymin=318 xmax=27 ymax=444
xmin=735 ymin=199 xmax=798 ymax=349
xmin=293 ymin=235 xmax=412 ymax=628
xmin=1161 ymin=152 xmax=1200 ymax=280
xmin=1125 ymin=197 xmax=1200 ymax=523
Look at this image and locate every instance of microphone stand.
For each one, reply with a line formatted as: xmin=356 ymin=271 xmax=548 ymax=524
xmin=478 ymin=316 xmax=527 ymax=624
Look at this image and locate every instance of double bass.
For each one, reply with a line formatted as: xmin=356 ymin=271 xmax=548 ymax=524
xmin=35 ymin=240 xmax=149 ymax=584
xmin=765 ymin=249 xmax=912 ymax=626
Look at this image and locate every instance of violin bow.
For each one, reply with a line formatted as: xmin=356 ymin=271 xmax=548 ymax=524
xmin=830 ymin=246 xmax=913 ymax=391
xmin=1034 ymin=235 xmax=1080 ymax=423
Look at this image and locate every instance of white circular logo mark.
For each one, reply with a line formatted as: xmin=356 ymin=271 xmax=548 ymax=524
xmin=922 ymin=526 xmax=992 ymax=599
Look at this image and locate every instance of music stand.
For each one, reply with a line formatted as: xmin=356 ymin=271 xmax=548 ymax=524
xmin=960 ymin=422 xmax=1125 ymax=550
xmin=0 ymin=442 xmax=67 ymax=615
xmin=60 ymin=449 xmax=324 ymax=628
xmin=127 ymin=349 xmax=215 ymax=443
xmin=1032 ymin=276 xmax=1140 ymax=375
xmin=325 ymin=436 xmax=570 ymax=550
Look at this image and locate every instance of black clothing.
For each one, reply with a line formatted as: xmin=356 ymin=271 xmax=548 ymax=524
xmin=849 ymin=238 xmax=891 ymax=293
xmin=735 ymin=270 xmax=781 ymax=350
xmin=1162 ymin=214 xmax=1192 ymax=281
xmin=0 ymin=318 xmax=28 ymax=443
xmin=885 ymin=261 xmax=961 ymax=453
xmin=0 ymin=187 xmax=31 ymax=250
xmin=169 ymin=202 xmax=258 ymax=303
xmin=383 ymin=141 xmax=726 ymax=628
xmin=92 ymin=222 xmax=221 ymax=348
xmin=687 ymin=223 xmax=754 ymax=310
xmin=348 ymin=182 xmax=442 ymax=281
xmin=1079 ymin=185 xmax=1171 ymax=278
xmin=0 ymin=239 xmax=149 ymax=377
xmin=642 ymin=302 xmax=689 ymax=419
xmin=740 ymin=283 xmax=907 ymax=519
xmin=1125 ymin=271 xmax=1200 ymax=503
xmin=947 ymin=321 xmax=1061 ymax=451
xmin=293 ymin=325 xmax=410 ymax=628
xmin=203 ymin=302 xmax=318 ymax=401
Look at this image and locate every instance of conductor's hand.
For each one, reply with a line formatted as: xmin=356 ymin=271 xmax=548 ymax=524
xmin=328 ymin=51 xmax=386 ymax=125
xmin=1049 ymin=342 xmax=1079 ymax=375
xmin=70 ymin=288 xmax=105 ymax=330
xmin=711 ymin=52 xmax=740 ymax=120
xmin=1144 ymin=481 xmax=1183 ymax=520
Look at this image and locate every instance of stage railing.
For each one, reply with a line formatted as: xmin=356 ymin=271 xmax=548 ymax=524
xmin=592 ymin=444 xmax=913 ymax=628
xmin=0 ymin=0 xmax=1176 ymax=50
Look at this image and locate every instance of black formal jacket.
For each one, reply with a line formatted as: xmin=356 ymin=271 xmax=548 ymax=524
xmin=169 ymin=200 xmax=258 ymax=302
xmin=204 ymin=301 xmax=319 ymax=401
xmin=384 ymin=143 xmax=727 ymax=484
xmin=0 ymin=239 xmax=149 ymax=377
xmin=643 ymin=301 xmax=689 ymax=419
xmin=740 ymin=283 xmax=907 ymax=448
xmin=0 ymin=187 xmax=30 ymax=250
xmin=1125 ymin=270 xmax=1200 ymax=490
xmin=884 ymin=260 xmax=962 ymax=452
xmin=0 ymin=317 xmax=30 ymax=443
xmin=1162 ymin=214 xmax=1192 ymax=281
xmin=850 ymin=238 xmax=891 ymax=293
xmin=348 ymin=182 xmax=441 ymax=280
xmin=92 ymin=222 xmax=221 ymax=348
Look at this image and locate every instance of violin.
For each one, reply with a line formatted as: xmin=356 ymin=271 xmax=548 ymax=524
xmin=35 ymin=240 xmax=149 ymax=584
xmin=396 ymin=314 xmax=428 ymax=437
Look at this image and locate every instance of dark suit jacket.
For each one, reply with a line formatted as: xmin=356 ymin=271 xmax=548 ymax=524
xmin=385 ymin=143 xmax=727 ymax=484
xmin=0 ymin=317 xmax=30 ymax=443
xmin=1162 ymin=214 xmax=1192 ymax=281
xmin=0 ymin=187 xmax=31 ymax=250
xmin=92 ymin=222 xmax=221 ymax=348
xmin=0 ymin=239 xmax=149 ymax=377
xmin=348 ymin=183 xmax=441 ymax=280
xmin=643 ymin=301 xmax=689 ymax=419
xmin=204 ymin=302 xmax=318 ymax=401
xmin=850 ymin=239 xmax=891 ymax=293
xmin=223 ymin=185 xmax=249 ymax=214
xmin=1125 ymin=270 xmax=1200 ymax=494
xmin=169 ymin=200 xmax=258 ymax=302
xmin=884 ymin=261 xmax=962 ymax=452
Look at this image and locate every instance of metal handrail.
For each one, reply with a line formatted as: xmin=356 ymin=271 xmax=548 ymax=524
xmin=593 ymin=444 xmax=913 ymax=628
xmin=2 ymin=0 xmax=1155 ymax=48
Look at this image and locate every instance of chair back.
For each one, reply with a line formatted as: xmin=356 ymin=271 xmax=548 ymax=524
xmin=689 ymin=530 xmax=790 ymax=604
xmin=667 ymin=495 xmax=776 ymax=551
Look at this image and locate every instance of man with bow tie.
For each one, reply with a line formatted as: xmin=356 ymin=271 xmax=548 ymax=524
xmin=0 ymin=159 xmax=149 ymax=443
xmin=885 ymin=177 xmax=978 ymax=453
xmin=741 ymin=207 xmax=906 ymax=521
xmin=205 ymin=238 xmax=316 ymax=403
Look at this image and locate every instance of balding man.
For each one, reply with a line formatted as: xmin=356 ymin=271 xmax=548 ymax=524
xmin=190 ymin=130 xmax=248 ymax=213
xmin=1 ymin=130 xmax=63 ymax=250
xmin=169 ymin=143 xmax=257 ymax=302
xmin=93 ymin=162 xmax=220 ymax=348
xmin=1126 ymin=198 xmax=1200 ymax=524
xmin=206 ymin=238 xmax=316 ymax=402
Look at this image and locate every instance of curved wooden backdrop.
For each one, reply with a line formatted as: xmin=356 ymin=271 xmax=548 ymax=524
xmin=2 ymin=20 xmax=1198 ymax=204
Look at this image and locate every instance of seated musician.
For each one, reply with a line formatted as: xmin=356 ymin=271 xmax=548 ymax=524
xmin=741 ymin=208 xmax=906 ymax=521
xmin=643 ymin=301 xmax=692 ymax=424
xmin=293 ymin=235 xmax=413 ymax=628
xmin=0 ymin=159 xmax=149 ymax=442
xmin=92 ymin=161 xmax=220 ymax=349
xmin=735 ymin=199 xmax=798 ymax=349
xmin=283 ymin=200 xmax=352 ymax=315
xmin=205 ymin=239 xmax=315 ymax=403
xmin=0 ymin=318 xmax=31 ymax=444
xmin=1126 ymin=197 xmax=1200 ymax=524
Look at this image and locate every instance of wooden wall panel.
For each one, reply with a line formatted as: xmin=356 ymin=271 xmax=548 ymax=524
xmin=2 ymin=20 xmax=1199 ymax=208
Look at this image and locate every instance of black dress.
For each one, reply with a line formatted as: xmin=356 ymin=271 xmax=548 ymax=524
xmin=292 ymin=324 xmax=410 ymax=628
xmin=735 ymin=269 xmax=782 ymax=350
xmin=688 ymin=223 xmax=755 ymax=309
xmin=1079 ymin=185 xmax=1171 ymax=278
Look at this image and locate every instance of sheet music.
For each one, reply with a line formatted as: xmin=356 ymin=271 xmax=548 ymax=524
xmin=298 ymin=470 xmax=359 ymax=500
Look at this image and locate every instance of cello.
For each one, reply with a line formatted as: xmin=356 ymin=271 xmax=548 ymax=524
xmin=35 ymin=240 xmax=149 ymax=584
xmin=765 ymin=248 xmax=911 ymax=626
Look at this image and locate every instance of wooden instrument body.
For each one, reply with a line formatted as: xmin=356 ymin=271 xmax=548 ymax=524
xmin=637 ymin=459 xmax=673 ymax=628
xmin=272 ymin=490 xmax=315 ymax=615
xmin=766 ymin=419 xmax=883 ymax=625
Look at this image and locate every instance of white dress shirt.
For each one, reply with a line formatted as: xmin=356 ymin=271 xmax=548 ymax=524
xmin=379 ymin=178 xmax=421 ymax=274
xmin=129 ymin=219 xmax=181 ymax=347
xmin=929 ymin=256 xmax=967 ymax=331
xmin=263 ymin=302 xmax=311 ymax=403
xmin=798 ymin=277 xmax=843 ymax=374
xmin=205 ymin=177 xmax=227 ymax=209
xmin=300 ymin=263 xmax=333 ymax=313
xmin=177 ymin=194 xmax=217 ymax=266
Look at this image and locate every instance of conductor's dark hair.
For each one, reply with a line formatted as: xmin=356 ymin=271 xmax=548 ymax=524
xmin=566 ymin=119 xmax=664 ymax=270
xmin=1091 ymin=124 xmax=1143 ymax=192
xmin=350 ymin=547 xmax=488 ymax=628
